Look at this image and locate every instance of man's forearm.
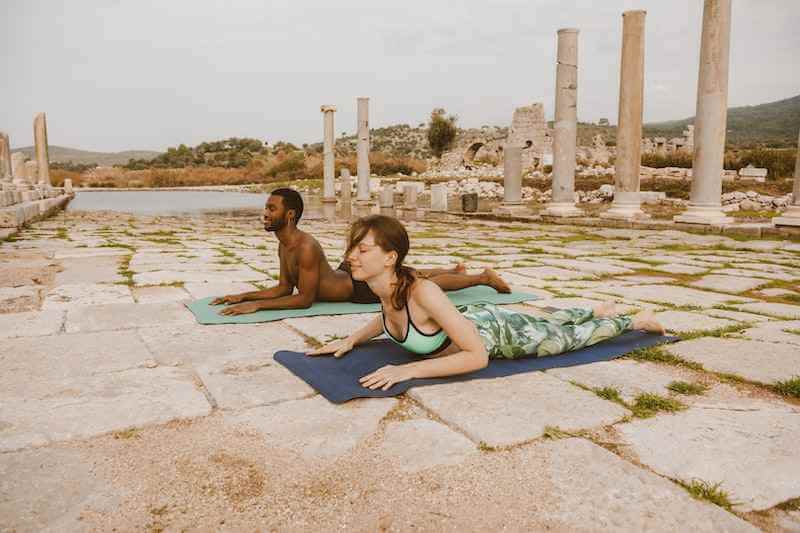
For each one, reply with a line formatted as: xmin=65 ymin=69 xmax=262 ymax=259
xmin=248 ymin=293 xmax=314 ymax=310
xmin=240 ymin=285 xmax=292 ymax=301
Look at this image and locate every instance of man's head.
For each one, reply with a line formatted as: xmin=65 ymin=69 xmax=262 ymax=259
xmin=264 ymin=188 xmax=304 ymax=232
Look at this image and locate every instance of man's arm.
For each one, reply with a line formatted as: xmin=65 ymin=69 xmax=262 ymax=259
xmin=210 ymin=245 xmax=293 ymax=305
xmin=219 ymin=241 xmax=321 ymax=315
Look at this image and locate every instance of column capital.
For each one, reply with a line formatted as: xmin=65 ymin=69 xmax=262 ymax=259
xmin=320 ymin=105 xmax=337 ymax=113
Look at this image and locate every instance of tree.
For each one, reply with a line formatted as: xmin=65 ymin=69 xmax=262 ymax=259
xmin=427 ymin=108 xmax=458 ymax=158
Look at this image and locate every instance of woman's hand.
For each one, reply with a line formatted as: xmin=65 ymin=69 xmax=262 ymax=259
xmin=359 ymin=364 xmax=416 ymax=391
xmin=307 ymin=338 xmax=355 ymax=358
xmin=218 ymin=301 xmax=261 ymax=315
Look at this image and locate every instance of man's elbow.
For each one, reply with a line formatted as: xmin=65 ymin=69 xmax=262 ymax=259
xmin=296 ymin=295 xmax=315 ymax=309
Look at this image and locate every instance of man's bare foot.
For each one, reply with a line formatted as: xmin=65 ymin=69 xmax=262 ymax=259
xmin=484 ymin=268 xmax=511 ymax=293
xmin=632 ymin=310 xmax=666 ymax=335
xmin=453 ymin=262 xmax=467 ymax=275
xmin=593 ymin=301 xmax=618 ymax=319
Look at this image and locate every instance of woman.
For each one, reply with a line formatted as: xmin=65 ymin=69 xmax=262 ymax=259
xmin=309 ymin=215 xmax=665 ymax=391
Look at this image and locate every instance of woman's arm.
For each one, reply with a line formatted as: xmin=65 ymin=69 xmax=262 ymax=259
xmin=360 ymin=281 xmax=488 ymax=390
xmin=307 ymin=315 xmax=383 ymax=357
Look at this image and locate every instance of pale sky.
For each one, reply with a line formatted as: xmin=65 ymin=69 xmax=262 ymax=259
xmin=4 ymin=0 xmax=799 ymax=152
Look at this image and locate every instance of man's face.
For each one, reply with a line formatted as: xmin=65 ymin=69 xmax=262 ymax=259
xmin=263 ymin=195 xmax=291 ymax=232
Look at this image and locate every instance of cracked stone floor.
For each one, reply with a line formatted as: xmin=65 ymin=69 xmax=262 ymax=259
xmin=1 ymin=206 xmax=800 ymax=531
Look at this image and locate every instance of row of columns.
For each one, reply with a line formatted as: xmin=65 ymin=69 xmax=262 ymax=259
xmin=1 ymin=113 xmax=61 ymax=208
xmin=320 ymin=98 xmax=373 ymax=206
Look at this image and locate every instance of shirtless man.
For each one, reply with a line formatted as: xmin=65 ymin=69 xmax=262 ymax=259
xmin=210 ymin=188 xmax=510 ymax=316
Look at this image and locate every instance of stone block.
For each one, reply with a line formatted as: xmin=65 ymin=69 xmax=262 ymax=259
xmin=225 ymin=395 xmax=395 ymax=462
xmin=65 ymin=302 xmax=195 ymax=333
xmin=617 ymin=399 xmax=800 ymax=511
xmin=0 ymin=309 xmax=64 ymax=339
xmin=409 ymin=372 xmax=629 ymax=448
xmin=654 ymin=310 xmax=739 ymax=333
xmin=43 ymin=283 xmax=134 ymax=310
xmin=690 ymin=274 xmax=770 ymax=293
xmin=379 ymin=420 xmax=476 ymax=472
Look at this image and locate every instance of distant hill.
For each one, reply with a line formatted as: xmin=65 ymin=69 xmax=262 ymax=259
xmin=644 ymin=94 xmax=800 ymax=147
xmin=10 ymin=145 xmax=162 ymax=166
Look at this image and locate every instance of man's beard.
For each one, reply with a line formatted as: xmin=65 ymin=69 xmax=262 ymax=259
xmin=264 ymin=217 xmax=287 ymax=232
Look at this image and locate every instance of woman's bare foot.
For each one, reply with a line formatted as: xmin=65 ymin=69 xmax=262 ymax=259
xmin=453 ymin=262 xmax=467 ymax=274
xmin=632 ymin=310 xmax=666 ymax=335
xmin=484 ymin=268 xmax=511 ymax=293
xmin=592 ymin=301 xmax=618 ymax=319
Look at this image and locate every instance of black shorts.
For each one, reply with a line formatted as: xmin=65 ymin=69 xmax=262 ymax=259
xmin=337 ymin=261 xmax=380 ymax=304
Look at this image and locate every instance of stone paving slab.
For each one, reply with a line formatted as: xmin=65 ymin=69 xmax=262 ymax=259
xmin=54 ymin=256 xmax=123 ymax=285
xmin=711 ymin=267 xmax=798 ymax=282
xmin=137 ymin=322 xmax=309 ymax=366
xmin=53 ymin=248 xmax=130 ymax=259
xmin=133 ymin=268 xmax=265 ymax=285
xmin=546 ymin=359 xmax=692 ymax=403
xmin=226 ymin=396 xmax=395 ymax=462
xmin=284 ymin=313 xmax=380 ymax=344
xmin=0 ymin=286 xmax=42 ymax=313
xmin=666 ymin=337 xmax=800 ymax=384
xmin=733 ymin=302 xmax=800 ymax=319
xmin=0 ymin=367 xmax=212 ymax=452
xmin=617 ymin=399 xmax=800 ymax=512
xmin=42 ymin=283 xmax=134 ymax=310
xmin=409 ymin=373 xmax=629 ymax=448
xmin=536 ymin=258 xmax=635 ymax=275
xmin=690 ymin=275 xmax=771 ymax=294
xmin=705 ymin=308 xmax=774 ymax=323
xmin=378 ymin=419 xmax=477 ymax=473
xmin=0 ymin=309 xmax=64 ymax=339
xmin=0 ymin=446 xmax=122 ymax=532
xmin=182 ymin=281 xmax=259 ymax=300
xmin=654 ymin=310 xmax=740 ymax=333
xmin=594 ymin=284 xmax=753 ymax=308
xmin=739 ymin=320 xmax=800 ymax=347
xmin=525 ymin=438 xmax=757 ymax=531
xmin=196 ymin=353 xmax=314 ymax=410
xmin=131 ymin=285 xmax=190 ymax=303
xmin=65 ymin=302 xmax=195 ymax=333
xmin=490 ymin=271 xmax=549 ymax=288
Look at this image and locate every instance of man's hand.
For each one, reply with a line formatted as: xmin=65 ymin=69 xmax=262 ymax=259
xmin=210 ymin=294 xmax=246 ymax=306
xmin=307 ymin=338 xmax=355 ymax=358
xmin=218 ymin=301 xmax=262 ymax=316
xmin=359 ymin=364 xmax=416 ymax=391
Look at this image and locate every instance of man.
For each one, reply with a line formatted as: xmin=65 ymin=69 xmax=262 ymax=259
xmin=211 ymin=188 xmax=510 ymax=315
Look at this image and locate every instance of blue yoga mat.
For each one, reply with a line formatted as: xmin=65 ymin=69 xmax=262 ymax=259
xmin=274 ymin=331 xmax=679 ymax=403
xmin=185 ymin=285 xmax=539 ymax=324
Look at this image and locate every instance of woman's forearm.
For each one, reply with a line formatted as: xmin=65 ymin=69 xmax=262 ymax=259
xmin=407 ymin=350 xmax=488 ymax=379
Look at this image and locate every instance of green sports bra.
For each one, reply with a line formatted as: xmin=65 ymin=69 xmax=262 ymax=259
xmin=382 ymin=304 xmax=451 ymax=357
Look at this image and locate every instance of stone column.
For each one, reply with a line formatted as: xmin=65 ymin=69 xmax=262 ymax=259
xmin=355 ymin=97 xmax=372 ymax=203
xmin=0 ymin=133 xmax=11 ymax=182
xmin=401 ymin=184 xmax=417 ymax=210
xmin=674 ymin=0 xmax=733 ymax=225
xmin=11 ymin=152 xmax=31 ymax=188
xmin=773 ymin=128 xmax=800 ymax=226
xmin=321 ymin=105 xmax=337 ymax=203
xmin=494 ymin=145 xmax=528 ymax=215
xmin=340 ymin=168 xmax=352 ymax=204
xmin=602 ymin=10 xmax=649 ymax=220
xmin=543 ymin=29 xmax=583 ymax=217
xmin=33 ymin=113 xmax=51 ymax=187
xmin=379 ymin=184 xmax=395 ymax=208
xmin=430 ymin=184 xmax=448 ymax=212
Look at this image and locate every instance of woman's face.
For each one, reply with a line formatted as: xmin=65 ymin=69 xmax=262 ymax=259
xmin=347 ymin=229 xmax=395 ymax=280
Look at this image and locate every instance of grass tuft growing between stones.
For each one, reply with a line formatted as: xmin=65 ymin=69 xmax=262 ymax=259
xmin=54 ymin=227 xmax=69 ymax=240
xmin=679 ymin=479 xmax=736 ymax=511
xmin=627 ymin=346 xmax=704 ymax=371
xmin=594 ymin=387 xmax=623 ymax=404
xmin=772 ymin=376 xmax=800 ymax=398
xmin=678 ymin=324 xmax=749 ymax=341
xmin=112 ymin=427 xmax=141 ymax=440
xmin=117 ymin=255 xmax=135 ymax=286
xmin=667 ymin=381 xmax=709 ymax=396
xmin=630 ymin=393 xmax=686 ymax=418
xmin=777 ymin=497 xmax=800 ymax=512
xmin=541 ymin=426 xmax=579 ymax=440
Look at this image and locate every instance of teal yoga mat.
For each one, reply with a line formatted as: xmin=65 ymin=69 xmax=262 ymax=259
xmin=185 ymin=285 xmax=540 ymax=325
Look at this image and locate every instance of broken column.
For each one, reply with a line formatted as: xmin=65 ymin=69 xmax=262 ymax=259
xmin=321 ymin=105 xmax=337 ymax=203
xmin=674 ymin=0 xmax=733 ymax=225
xmin=542 ymin=28 xmax=583 ymax=217
xmin=494 ymin=145 xmax=527 ymax=215
xmin=430 ymin=184 xmax=448 ymax=212
xmin=401 ymin=185 xmax=417 ymax=210
xmin=355 ymin=97 xmax=372 ymax=204
xmin=379 ymin=184 xmax=395 ymax=208
xmin=602 ymin=10 xmax=649 ymax=220
xmin=773 ymin=129 xmax=800 ymax=227
xmin=0 ymin=132 xmax=11 ymax=182
xmin=340 ymin=168 xmax=352 ymax=204
xmin=33 ymin=113 xmax=51 ymax=187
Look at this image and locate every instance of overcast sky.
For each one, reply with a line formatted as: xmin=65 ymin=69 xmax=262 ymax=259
xmin=4 ymin=0 xmax=799 ymax=152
